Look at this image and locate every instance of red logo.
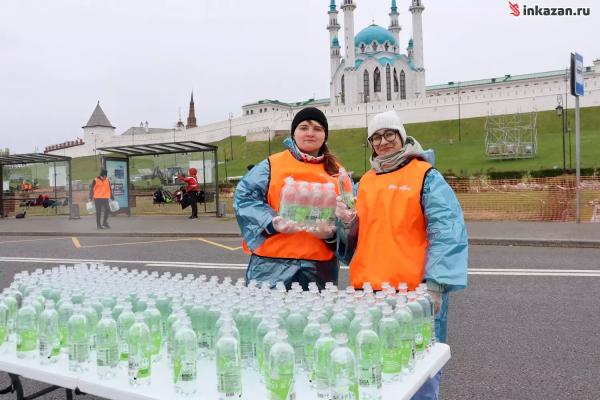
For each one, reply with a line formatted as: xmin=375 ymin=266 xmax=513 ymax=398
xmin=509 ymin=1 xmax=520 ymax=16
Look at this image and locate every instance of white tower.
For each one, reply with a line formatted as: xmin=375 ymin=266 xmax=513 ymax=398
xmin=82 ymin=101 xmax=115 ymax=151
xmin=327 ymin=0 xmax=342 ymax=102
xmin=388 ymin=0 xmax=401 ymax=53
xmin=341 ymin=0 xmax=357 ymax=104
xmin=409 ymin=0 xmax=426 ymax=97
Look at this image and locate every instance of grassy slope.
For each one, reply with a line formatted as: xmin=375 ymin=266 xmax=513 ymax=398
xmin=15 ymin=105 xmax=595 ymax=184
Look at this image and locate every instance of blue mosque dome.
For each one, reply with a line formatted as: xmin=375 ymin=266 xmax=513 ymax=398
xmin=355 ymin=24 xmax=397 ymax=48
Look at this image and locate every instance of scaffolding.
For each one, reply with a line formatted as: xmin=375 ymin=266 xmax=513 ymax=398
xmin=485 ymin=112 xmax=538 ymax=159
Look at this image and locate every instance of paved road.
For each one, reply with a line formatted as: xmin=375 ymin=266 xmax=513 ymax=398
xmin=0 ymin=236 xmax=599 ymax=399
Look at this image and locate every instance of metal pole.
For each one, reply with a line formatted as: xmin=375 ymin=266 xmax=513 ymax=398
xmin=458 ymin=81 xmax=462 ymax=142
xmin=228 ymin=112 xmax=234 ymax=160
xmin=364 ymin=99 xmax=368 ymax=174
xmin=68 ymin=159 xmax=73 ymax=219
xmin=53 ymin=161 xmax=57 ymax=215
xmin=0 ymin=164 xmax=4 ymax=218
xmin=575 ymin=95 xmax=581 ymax=223
xmin=214 ymin=149 xmax=219 ymax=217
xmin=561 ymin=109 xmax=566 ymax=173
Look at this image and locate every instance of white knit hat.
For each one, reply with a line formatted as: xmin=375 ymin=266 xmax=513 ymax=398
xmin=367 ymin=110 xmax=407 ymax=144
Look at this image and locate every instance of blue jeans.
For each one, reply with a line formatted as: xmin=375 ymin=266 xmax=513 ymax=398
xmin=411 ymin=292 xmax=449 ymax=400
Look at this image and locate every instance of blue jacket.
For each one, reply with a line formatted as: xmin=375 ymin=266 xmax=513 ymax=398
xmin=337 ymin=150 xmax=468 ymax=293
xmin=233 ymin=138 xmax=339 ymax=289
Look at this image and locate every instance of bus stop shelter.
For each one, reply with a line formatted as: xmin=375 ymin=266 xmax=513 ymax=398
xmin=0 ymin=153 xmax=72 ymax=218
xmin=97 ymin=141 xmax=222 ymax=216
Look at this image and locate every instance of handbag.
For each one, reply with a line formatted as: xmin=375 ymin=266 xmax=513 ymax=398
xmin=109 ymin=199 xmax=120 ymax=212
xmin=86 ymin=201 xmax=96 ymax=214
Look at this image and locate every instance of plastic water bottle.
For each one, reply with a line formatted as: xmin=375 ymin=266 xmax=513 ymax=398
xmin=0 ymin=296 xmax=8 ymax=350
xmin=58 ymin=299 xmax=74 ymax=349
xmin=215 ymin=322 xmax=242 ymax=400
xmin=394 ymin=301 xmax=415 ymax=373
xmin=309 ymin=182 xmax=324 ymax=227
xmin=96 ymin=308 xmax=119 ymax=379
xmin=329 ymin=334 xmax=359 ymax=400
xmin=67 ymin=304 xmax=90 ymax=372
xmin=38 ymin=300 xmax=61 ymax=364
xmin=262 ymin=320 xmax=281 ymax=385
xmin=415 ymin=288 xmax=434 ymax=349
xmin=173 ymin=317 xmax=197 ymax=395
xmin=143 ymin=299 xmax=163 ymax=362
xmin=118 ymin=302 xmax=135 ymax=362
xmin=279 ymin=177 xmax=297 ymax=221
xmin=356 ymin=319 xmax=382 ymax=400
xmin=338 ymin=167 xmax=355 ymax=209
xmin=378 ymin=305 xmax=402 ymax=382
xmin=285 ymin=305 xmax=307 ymax=368
xmin=268 ymin=329 xmax=295 ymax=400
xmin=234 ymin=304 xmax=253 ymax=366
xmin=321 ymin=182 xmax=338 ymax=227
xmin=417 ymin=285 xmax=437 ymax=347
xmin=255 ymin=317 xmax=272 ymax=374
xmin=406 ymin=293 xmax=426 ymax=358
xmin=128 ymin=313 xmax=152 ymax=386
xmin=302 ymin=313 xmax=321 ymax=383
xmin=314 ymin=324 xmax=335 ymax=399
xmin=2 ymin=291 xmax=18 ymax=342
xmin=82 ymin=300 xmax=98 ymax=351
xmin=294 ymin=181 xmax=312 ymax=228
xmin=348 ymin=307 xmax=367 ymax=353
xmin=330 ymin=304 xmax=350 ymax=337
xmin=16 ymin=300 xmax=38 ymax=359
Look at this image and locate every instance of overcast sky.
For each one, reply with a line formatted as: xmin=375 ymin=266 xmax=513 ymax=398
xmin=1 ymin=0 xmax=597 ymax=153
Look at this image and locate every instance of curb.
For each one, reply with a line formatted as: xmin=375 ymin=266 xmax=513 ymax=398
xmin=0 ymin=232 xmax=242 ymax=239
xmin=469 ymin=238 xmax=600 ymax=249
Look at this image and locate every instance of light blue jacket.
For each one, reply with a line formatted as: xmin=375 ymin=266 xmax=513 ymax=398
xmin=233 ymin=138 xmax=339 ymax=289
xmin=337 ymin=150 xmax=468 ymax=293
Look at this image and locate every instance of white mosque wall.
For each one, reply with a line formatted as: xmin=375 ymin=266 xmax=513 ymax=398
xmin=47 ymin=73 xmax=600 ymax=159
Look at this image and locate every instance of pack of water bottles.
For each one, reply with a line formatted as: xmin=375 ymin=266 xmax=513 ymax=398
xmin=0 ymin=264 xmax=437 ymax=399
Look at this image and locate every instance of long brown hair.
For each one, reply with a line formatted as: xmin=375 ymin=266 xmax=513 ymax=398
xmin=321 ymin=143 xmax=341 ymax=176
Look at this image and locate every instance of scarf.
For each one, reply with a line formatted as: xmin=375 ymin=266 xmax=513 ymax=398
xmin=284 ymin=137 xmax=325 ymax=164
xmin=369 ymin=136 xmax=425 ymax=173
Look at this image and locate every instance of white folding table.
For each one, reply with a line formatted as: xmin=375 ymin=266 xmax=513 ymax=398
xmin=1 ymin=343 xmax=450 ymax=400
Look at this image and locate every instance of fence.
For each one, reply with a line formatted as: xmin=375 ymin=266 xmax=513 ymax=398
xmin=448 ymin=175 xmax=600 ymax=222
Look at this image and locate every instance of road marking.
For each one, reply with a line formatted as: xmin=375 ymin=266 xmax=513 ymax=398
xmin=0 ymin=237 xmax=70 ymax=245
xmin=71 ymin=237 xmax=81 ymax=249
xmin=0 ymin=257 xmax=599 ymax=277
xmin=73 ymin=237 xmax=201 ymax=249
xmin=197 ymin=238 xmax=242 ymax=251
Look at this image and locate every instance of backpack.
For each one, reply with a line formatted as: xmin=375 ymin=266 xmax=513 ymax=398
xmin=153 ymin=189 xmax=164 ymax=204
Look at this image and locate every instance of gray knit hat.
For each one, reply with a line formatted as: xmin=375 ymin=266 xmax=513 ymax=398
xmin=368 ymin=110 xmax=407 ymax=144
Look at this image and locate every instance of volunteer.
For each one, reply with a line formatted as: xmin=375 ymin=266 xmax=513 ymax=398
xmin=234 ymin=107 xmax=344 ymax=290
xmin=88 ymin=168 xmax=114 ymax=229
xmin=336 ymin=110 xmax=468 ymax=400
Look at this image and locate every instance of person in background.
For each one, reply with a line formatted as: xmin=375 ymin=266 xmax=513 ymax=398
xmin=177 ymin=167 xmax=199 ymax=219
xmin=234 ymin=107 xmax=344 ymax=290
xmin=336 ymin=110 xmax=468 ymax=400
xmin=89 ymin=168 xmax=114 ymax=229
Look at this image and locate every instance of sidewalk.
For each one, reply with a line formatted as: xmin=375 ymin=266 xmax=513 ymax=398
xmin=0 ymin=215 xmax=599 ymax=248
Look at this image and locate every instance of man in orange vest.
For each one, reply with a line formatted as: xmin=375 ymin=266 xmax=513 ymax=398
xmin=89 ymin=168 xmax=114 ymax=229
xmin=336 ymin=110 xmax=468 ymax=400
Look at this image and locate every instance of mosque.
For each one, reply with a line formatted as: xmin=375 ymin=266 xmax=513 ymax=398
xmin=327 ymin=0 xmax=426 ymax=105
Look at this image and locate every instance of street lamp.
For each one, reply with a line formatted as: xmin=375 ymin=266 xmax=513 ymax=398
xmin=555 ymin=95 xmax=566 ymax=173
xmin=359 ymin=91 xmax=369 ymax=174
xmin=457 ymin=81 xmax=462 ymax=142
xmin=228 ymin=112 xmax=234 ymax=160
xmin=263 ymin=127 xmax=271 ymax=156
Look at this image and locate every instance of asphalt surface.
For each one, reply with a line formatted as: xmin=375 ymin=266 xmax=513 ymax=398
xmin=0 ymin=236 xmax=599 ymax=399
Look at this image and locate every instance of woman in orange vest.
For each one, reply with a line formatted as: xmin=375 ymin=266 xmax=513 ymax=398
xmin=234 ymin=107 xmax=343 ymax=290
xmin=336 ymin=110 xmax=468 ymax=400
xmin=88 ymin=168 xmax=114 ymax=229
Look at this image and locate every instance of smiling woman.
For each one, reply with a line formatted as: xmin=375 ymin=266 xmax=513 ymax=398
xmin=233 ymin=107 xmax=347 ymax=291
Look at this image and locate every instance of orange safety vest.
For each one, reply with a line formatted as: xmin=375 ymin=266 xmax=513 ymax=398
xmin=243 ymin=150 xmax=339 ymax=261
xmin=93 ymin=178 xmax=111 ymax=199
xmin=350 ymin=158 xmax=433 ymax=291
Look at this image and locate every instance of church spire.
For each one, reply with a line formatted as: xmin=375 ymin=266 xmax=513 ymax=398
xmin=186 ymin=91 xmax=197 ymax=129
